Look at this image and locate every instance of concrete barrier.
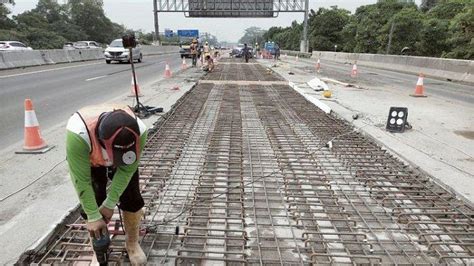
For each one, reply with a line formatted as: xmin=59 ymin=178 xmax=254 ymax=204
xmin=0 ymin=46 xmax=179 ymax=70
xmin=311 ymin=51 xmax=474 ymax=84
xmin=1 ymin=50 xmax=45 ymax=69
xmin=141 ymin=45 xmax=179 ymax=56
xmin=281 ymin=50 xmax=312 ymax=58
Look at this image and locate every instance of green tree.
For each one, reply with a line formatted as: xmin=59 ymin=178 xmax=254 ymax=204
xmin=417 ymin=18 xmax=450 ymax=56
xmin=239 ymin=27 xmax=265 ymax=46
xmin=349 ymin=1 xmax=415 ymax=53
xmin=69 ymin=0 xmax=116 ymax=43
xmin=0 ymin=4 xmax=16 ymax=30
xmin=308 ymin=6 xmax=351 ymax=51
xmin=379 ymin=7 xmax=425 ymax=54
xmin=445 ymin=4 xmax=474 ymax=59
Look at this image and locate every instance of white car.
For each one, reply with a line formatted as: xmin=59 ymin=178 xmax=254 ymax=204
xmin=104 ymin=39 xmax=142 ymax=64
xmin=0 ymin=41 xmax=33 ymax=51
xmin=73 ymin=41 xmax=101 ymax=49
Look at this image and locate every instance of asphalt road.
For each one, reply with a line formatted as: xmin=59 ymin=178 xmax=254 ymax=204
xmin=296 ymin=57 xmax=474 ymax=104
xmin=0 ymin=54 xmax=183 ymax=150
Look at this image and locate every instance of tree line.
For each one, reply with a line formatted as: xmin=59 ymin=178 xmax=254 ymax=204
xmin=0 ymin=0 xmax=126 ymax=49
xmin=262 ymin=0 xmax=473 ymax=59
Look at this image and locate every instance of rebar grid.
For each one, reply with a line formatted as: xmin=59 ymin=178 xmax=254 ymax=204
xmin=26 ymin=61 xmax=473 ymax=265
xmin=204 ymin=60 xmax=280 ymax=81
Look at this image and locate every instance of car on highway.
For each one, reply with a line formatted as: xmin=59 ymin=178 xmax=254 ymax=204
xmin=179 ymin=40 xmax=193 ymax=59
xmin=63 ymin=42 xmax=76 ymax=50
xmin=0 ymin=41 xmax=33 ymax=51
xmin=104 ymin=39 xmax=142 ymax=64
xmin=73 ymin=41 xmax=101 ymax=49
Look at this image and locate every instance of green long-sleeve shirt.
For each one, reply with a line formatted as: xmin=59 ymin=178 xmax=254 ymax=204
xmin=66 ymin=113 xmax=147 ymax=222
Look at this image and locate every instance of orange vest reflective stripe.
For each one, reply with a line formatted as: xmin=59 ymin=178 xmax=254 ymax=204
xmin=77 ymin=104 xmax=136 ymax=167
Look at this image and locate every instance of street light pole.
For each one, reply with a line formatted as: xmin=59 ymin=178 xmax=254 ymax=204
xmin=302 ymin=0 xmax=309 ymax=53
xmin=153 ymin=0 xmax=160 ymax=45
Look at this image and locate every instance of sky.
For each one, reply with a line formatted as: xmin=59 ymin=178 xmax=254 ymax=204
xmin=9 ymin=0 xmax=421 ymax=42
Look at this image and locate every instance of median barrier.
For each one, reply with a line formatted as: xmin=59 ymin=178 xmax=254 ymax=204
xmin=0 ymin=50 xmax=45 ymax=69
xmin=0 ymin=46 xmax=179 ymax=70
xmin=41 ymin=50 xmax=70 ymax=64
xmin=311 ymin=51 xmax=473 ymax=84
xmin=281 ymin=50 xmax=312 ymax=58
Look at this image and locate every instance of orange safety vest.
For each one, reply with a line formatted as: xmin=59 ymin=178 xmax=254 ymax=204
xmin=77 ymin=104 xmax=136 ymax=167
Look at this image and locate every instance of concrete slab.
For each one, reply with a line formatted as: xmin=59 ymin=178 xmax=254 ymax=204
xmin=0 ymin=65 xmax=205 ymax=264
xmin=258 ymin=57 xmax=474 ymax=204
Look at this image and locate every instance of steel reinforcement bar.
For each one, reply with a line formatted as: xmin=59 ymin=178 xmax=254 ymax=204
xmin=24 ymin=60 xmax=473 ymax=265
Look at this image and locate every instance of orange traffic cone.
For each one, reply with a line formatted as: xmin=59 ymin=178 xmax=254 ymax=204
xmin=181 ymin=58 xmax=188 ymax=70
xmin=129 ymin=74 xmax=143 ymax=97
xmin=351 ymin=62 xmax=358 ymax=78
xmin=410 ymin=73 xmax=428 ymax=97
xmin=316 ymin=58 xmax=321 ymax=73
xmin=164 ymin=62 xmax=172 ymax=78
xmin=16 ymin=99 xmax=53 ymax=154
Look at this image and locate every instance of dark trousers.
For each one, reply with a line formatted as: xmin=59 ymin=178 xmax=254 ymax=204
xmin=191 ymin=54 xmax=197 ymax=67
xmin=80 ymin=166 xmax=144 ymax=220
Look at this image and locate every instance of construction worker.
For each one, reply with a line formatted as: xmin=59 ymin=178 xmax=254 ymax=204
xmin=190 ymin=39 xmax=198 ymax=67
xmin=203 ymin=41 xmax=210 ymax=58
xmin=242 ymin=43 xmax=250 ymax=63
xmin=255 ymin=42 xmax=260 ymax=59
xmin=66 ymin=104 xmax=148 ymax=265
xmin=203 ymin=55 xmax=215 ymax=72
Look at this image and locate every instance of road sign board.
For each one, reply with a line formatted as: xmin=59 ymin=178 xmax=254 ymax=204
xmin=164 ymin=29 xmax=174 ymax=37
xmin=177 ymin=30 xmax=199 ymax=38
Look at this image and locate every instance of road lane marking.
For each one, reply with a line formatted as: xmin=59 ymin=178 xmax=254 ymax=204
xmin=85 ymin=75 xmax=107 ymax=81
xmin=0 ymin=62 xmax=102 ymax=79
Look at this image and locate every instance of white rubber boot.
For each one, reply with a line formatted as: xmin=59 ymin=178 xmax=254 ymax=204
xmin=123 ymin=209 xmax=147 ymax=265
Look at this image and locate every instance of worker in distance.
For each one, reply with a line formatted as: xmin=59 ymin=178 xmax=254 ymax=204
xmin=66 ymin=103 xmax=148 ymax=265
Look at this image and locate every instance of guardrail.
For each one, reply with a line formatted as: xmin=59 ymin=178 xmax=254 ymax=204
xmin=0 ymin=45 xmax=179 ymax=70
xmin=311 ymin=51 xmax=473 ymax=84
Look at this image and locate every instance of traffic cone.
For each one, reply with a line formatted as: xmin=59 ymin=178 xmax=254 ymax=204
xmin=316 ymin=59 xmax=321 ymax=73
xmin=351 ymin=62 xmax=358 ymax=78
xmin=410 ymin=73 xmax=427 ymax=97
xmin=129 ymin=74 xmax=143 ymax=97
xmin=164 ymin=62 xmax=172 ymax=78
xmin=295 ymin=54 xmax=299 ymax=62
xmin=181 ymin=58 xmax=188 ymax=70
xmin=16 ymin=99 xmax=54 ymax=154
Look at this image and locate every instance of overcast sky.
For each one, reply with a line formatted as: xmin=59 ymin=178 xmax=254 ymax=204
xmin=10 ymin=0 xmax=421 ymax=42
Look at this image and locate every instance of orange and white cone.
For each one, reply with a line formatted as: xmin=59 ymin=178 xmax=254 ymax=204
xmin=316 ymin=59 xmax=321 ymax=73
xmin=181 ymin=58 xmax=188 ymax=70
xmin=410 ymin=73 xmax=427 ymax=97
xmin=129 ymin=74 xmax=143 ymax=97
xmin=164 ymin=62 xmax=172 ymax=78
xmin=351 ymin=63 xmax=358 ymax=78
xmin=16 ymin=99 xmax=53 ymax=154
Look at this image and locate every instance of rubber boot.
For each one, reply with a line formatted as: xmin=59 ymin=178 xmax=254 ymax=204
xmin=123 ymin=209 xmax=147 ymax=265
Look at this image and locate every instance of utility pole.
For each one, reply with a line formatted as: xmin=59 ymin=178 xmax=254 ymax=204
xmin=386 ymin=22 xmax=395 ymax=54
xmin=153 ymin=0 xmax=160 ymax=45
xmin=301 ymin=0 xmax=309 ymax=53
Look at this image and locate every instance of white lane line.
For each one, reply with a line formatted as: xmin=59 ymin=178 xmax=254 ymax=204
xmin=85 ymin=75 xmax=107 ymax=81
xmin=0 ymin=62 xmax=102 ymax=79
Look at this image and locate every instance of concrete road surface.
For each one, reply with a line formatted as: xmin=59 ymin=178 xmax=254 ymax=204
xmin=0 ymin=54 xmax=182 ymax=150
xmin=295 ymin=57 xmax=474 ymax=104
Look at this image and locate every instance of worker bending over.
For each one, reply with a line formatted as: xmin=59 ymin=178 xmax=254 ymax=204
xmin=66 ymin=104 xmax=148 ymax=265
xmin=203 ymin=55 xmax=215 ymax=72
